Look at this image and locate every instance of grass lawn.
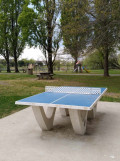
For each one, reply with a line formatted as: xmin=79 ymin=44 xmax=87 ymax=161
xmin=0 ymin=73 xmax=120 ymax=118
xmin=54 ymin=69 xmax=120 ymax=74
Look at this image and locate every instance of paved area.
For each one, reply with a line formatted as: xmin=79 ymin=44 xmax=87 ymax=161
xmin=0 ymin=101 xmax=120 ymax=161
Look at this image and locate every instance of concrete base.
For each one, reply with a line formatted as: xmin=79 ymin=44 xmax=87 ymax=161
xmin=0 ymin=101 xmax=120 ymax=161
xmin=32 ymin=106 xmax=56 ymax=130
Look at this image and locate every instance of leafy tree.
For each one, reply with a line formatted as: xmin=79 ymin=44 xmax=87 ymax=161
xmin=9 ymin=0 xmax=26 ymax=72
xmin=18 ymin=59 xmax=26 ymax=67
xmin=10 ymin=59 xmax=15 ymax=67
xmin=118 ymin=54 xmax=120 ymax=65
xmin=0 ymin=59 xmax=6 ymax=66
xmin=18 ymin=58 xmax=35 ymax=67
xmin=0 ymin=64 xmax=4 ymax=71
xmin=91 ymin=0 xmax=120 ymax=76
xmin=0 ymin=0 xmax=25 ymax=73
xmin=83 ymin=50 xmax=120 ymax=70
xmin=0 ymin=59 xmax=6 ymax=71
xmin=109 ymin=52 xmax=120 ymax=69
xmin=54 ymin=60 xmax=61 ymax=71
xmin=18 ymin=0 xmax=62 ymax=74
xmin=83 ymin=50 xmax=104 ymax=69
xmin=61 ymin=0 xmax=90 ymax=71
xmin=0 ymin=0 xmax=11 ymax=72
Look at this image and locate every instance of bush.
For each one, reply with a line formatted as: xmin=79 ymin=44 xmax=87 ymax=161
xmin=83 ymin=50 xmax=104 ymax=69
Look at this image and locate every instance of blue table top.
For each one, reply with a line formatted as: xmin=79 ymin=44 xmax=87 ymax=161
xmin=15 ymin=87 xmax=107 ymax=109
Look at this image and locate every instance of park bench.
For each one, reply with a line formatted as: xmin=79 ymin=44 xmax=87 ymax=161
xmin=37 ymin=72 xmax=53 ymax=80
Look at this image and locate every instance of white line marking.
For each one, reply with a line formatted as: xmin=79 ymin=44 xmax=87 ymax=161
xmin=51 ymin=93 xmax=71 ymax=104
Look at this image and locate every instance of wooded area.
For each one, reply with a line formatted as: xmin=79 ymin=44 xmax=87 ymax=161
xmin=0 ymin=0 xmax=120 ymax=76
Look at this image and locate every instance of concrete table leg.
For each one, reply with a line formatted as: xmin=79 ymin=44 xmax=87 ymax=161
xmin=32 ymin=106 xmax=56 ymax=130
xmin=69 ymin=109 xmax=88 ymax=135
xmin=60 ymin=108 xmax=69 ymax=117
xmin=88 ymin=104 xmax=97 ymax=119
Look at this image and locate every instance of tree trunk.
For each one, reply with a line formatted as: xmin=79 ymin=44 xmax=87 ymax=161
xmin=5 ymin=46 xmax=11 ymax=73
xmin=47 ymin=23 xmax=53 ymax=74
xmin=14 ymin=51 xmax=19 ymax=73
xmin=104 ymin=48 xmax=109 ymax=77
xmin=46 ymin=0 xmax=56 ymax=74
xmin=74 ymin=57 xmax=78 ymax=72
xmin=5 ymin=34 xmax=11 ymax=73
xmin=48 ymin=52 xmax=53 ymax=74
xmin=47 ymin=33 xmax=53 ymax=74
xmin=6 ymin=57 xmax=11 ymax=73
xmin=11 ymin=10 xmax=19 ymax=73
xmin=79 ymin=64 xmax=83 ymax=73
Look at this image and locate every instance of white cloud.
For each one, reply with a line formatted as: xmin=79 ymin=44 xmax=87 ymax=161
xmin=19 ymin=46 xmax=45 ymax=61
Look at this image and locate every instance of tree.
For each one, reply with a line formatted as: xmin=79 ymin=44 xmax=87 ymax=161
xmin=61 ymin=0 xmax=90 ymax=72
xmin=9 ymin=0 xmax=26 ymax=72
xmin=18 ymin=58 xmax=35 ymax=67
xmin=18 ymin=59 xmax=26 ymax=67
xmin=91 ymin=0 xmax=120 ymax=76
xmin=54 ymin=60 xmax=61 ymax=71
xmin=83 ymin=50 xmax=104 ymax=69
xmin=118 ymin=54 xmax=120 ymax=65
xmin=0 ymin=0 xmax=11 ymax=72
xmin=83 ymin=49 xmax=120 ymax=70
xmin=0 ymin=0 xmax=25 ymax=73
xmin=18 ymin=0 xmax=62 ymax=74
xmin=109 ymin=52 xmax=120 ymax=69
xmin=0 ymin=59 xmax=6 ymax=71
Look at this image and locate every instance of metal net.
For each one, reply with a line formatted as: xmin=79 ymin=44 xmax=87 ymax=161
xmin=45 ymin=86 xmax=101 ymax=94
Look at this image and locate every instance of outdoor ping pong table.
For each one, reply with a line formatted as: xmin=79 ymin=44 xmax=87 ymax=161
xmin=15 ymin=86 xmax=107 ymax=135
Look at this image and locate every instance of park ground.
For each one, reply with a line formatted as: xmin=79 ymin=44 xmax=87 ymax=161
xmin=0 ymin=72 xmax=120 ymax=161
xmin=1 ymin=69 xmax=120 ymax=75
xmin=0 ymin=71 xmax=120 ymax=118
xmin=55 ymin=69 xmax=120 ymax=75
xmin=0 ymin=102 xmax=120 ymax=161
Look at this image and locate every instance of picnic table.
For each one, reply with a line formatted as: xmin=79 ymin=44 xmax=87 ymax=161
xmin=37 ymin=72 xmax=53 ymax=80
xmin=15 ymin=86 xmax=107 ymax=135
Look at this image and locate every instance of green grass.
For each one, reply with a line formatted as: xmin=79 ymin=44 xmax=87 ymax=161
xmin=55 ymin=75 xmax=120 ymax=93
xmin=54 ymin=69 xmax=120 ymax=74
xmin=90 ymin=69 xmax=120 ymax=74
xmin=0 ymin=73 xmax=35 ymax=80
xmin=101 ymin=96 xmax=120 ymax=102
xmin=0 ymin=73 xmax=120 ymax=118
xmin=0 ymin=96 xmax=27 ymax=118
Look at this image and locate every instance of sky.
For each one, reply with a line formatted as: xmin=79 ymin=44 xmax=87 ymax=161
xmin=0 ymin=45 xmax=74 ymax=62
xmin=0 ymin=46 xmax=45 ymax=61
xmin=0 ymin=46 xmax=78 ymax=62
xmin=19 ymin=46 xmax=45 ymax=61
